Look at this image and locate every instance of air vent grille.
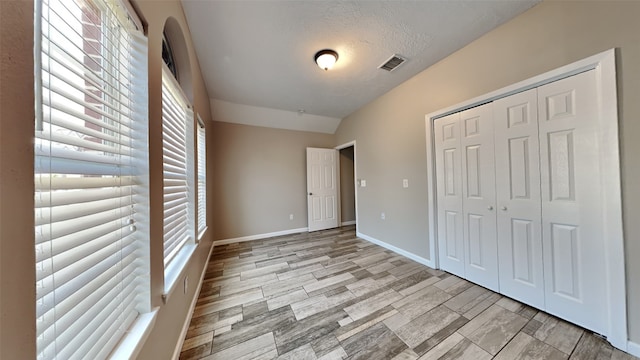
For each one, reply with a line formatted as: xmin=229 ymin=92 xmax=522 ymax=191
xmin=379 ymin=54 xmax=406 ymax=71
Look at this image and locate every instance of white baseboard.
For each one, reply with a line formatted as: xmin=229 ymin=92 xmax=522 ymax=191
xmin=628 ymin=340 xmax=640 ymax=357
xmin=171 ymin=241 xmax=216 ymax=360
xmin=357 ymin=232 xmax=435 ymax=269
xmin=214 ymin=227 xmax=309 ymax=245
xmin=341 ymin=220 xmax=356 ymax=226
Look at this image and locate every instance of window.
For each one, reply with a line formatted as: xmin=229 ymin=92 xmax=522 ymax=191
xmin=162 ymin=66 xmax=195 ymax=277
xmin=162 ymin=32 xmax=178 ymax=80
xmin=197 ymin=115 xmax=207 ymax=237
xmin=34 ymin=0 xmax=149 ymax=359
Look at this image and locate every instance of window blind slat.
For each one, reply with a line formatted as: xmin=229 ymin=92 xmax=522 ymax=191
xmin=43 ymin=68 xmax=133 ymax=125
xmin=163 ymin=137 xmax=187 ymax=159
xmin=162 ymin=66 xmax=194 ymax=271
xmin=36 ymin=205 xmax=130 ymax=242
xmin=42 ymin=109 xmax=131 ymax=147
xmin=35 ymin=0 xmax=149 ymax=358
xmin=35 ymin=186 xmax=133 ymax=208
xmin=36 ymin=227 xmax=136 ymax=303
xmin=43 ymin=96 xmax=133 ymax=139
xmin=35 ymin=195 xmax=132 ymax=225
xmin=197 ymin=117 xmax=206 ymax=234
xmin=36 ymin=242 xmax=137 ymax=337
xmin=36 ymin=129 xmax=132 ymax=155
xmin=35 ymin=220 xmax=130 ymax=267
xmin=47 ymin=252 xmax=139 ymax=356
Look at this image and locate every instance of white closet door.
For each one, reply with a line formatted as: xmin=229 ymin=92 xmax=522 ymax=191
xmin=494 ymin=89 xmax=545 ymax=309
xmin=538 ymin=70 xmax=607 ymax=334
xmin=459 ymin=104 xmax=499 ymax=291
xmin=434 ymin=113 xmax=465 ymax=278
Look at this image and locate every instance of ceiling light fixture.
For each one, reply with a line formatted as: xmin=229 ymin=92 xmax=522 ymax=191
xmin=314 ymin=49 xmax=338 ymax=71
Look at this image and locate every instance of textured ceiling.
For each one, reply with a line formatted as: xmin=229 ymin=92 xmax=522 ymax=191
xmin=181 ymin=0 xmax=540 ymax=132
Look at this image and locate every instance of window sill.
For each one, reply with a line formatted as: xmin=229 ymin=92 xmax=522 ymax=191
xmin=162 ymin=243 xmax=198 ymax=303
xmin=109 ymin=307 xmax=159 ymax=360
xmin=197 ymin=225 xmax=208 ymax=242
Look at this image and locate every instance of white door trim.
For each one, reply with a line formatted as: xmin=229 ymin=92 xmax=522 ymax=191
xmin=335 ymin=141 xmax=357 ymax=232
xmin=425 ymin=48 xmax=627 ymax=350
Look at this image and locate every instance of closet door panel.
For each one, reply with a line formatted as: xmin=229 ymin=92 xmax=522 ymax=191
xmin=538 ymin=70 xmax=607 ymax=335
xmin=494 ymin=89 xmax=545 ymax=309
xmin=434 ymin=113 xmax=465 ymax=277
xmin=460 ymin=104 xmax=498 ymax=291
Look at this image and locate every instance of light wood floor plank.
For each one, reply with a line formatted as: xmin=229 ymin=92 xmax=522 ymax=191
xmin=179 ymin=226 xmax=638 ymax=360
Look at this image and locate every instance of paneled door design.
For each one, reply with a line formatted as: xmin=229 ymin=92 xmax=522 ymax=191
xmin=537 ymin=71 xmax=607 ymax=334
xmin=429 ymin=52 xmax=625 ymax=348
xmin=307 ymin=148 xmax=338 ymax=232
xmin=494 ymin=89 xmax=545 ymax=309
xmin=459 ymin=104 xmax=498 ymax=291
xmin=434 ymin=113 xmax=465 ymax=278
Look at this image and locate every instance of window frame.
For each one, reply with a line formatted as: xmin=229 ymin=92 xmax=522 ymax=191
xmin=161 ymin=64 xmax=197 ymax=298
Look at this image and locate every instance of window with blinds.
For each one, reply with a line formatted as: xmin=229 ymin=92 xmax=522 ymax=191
xmin=197 ymin=115 xmax=207 ymax=237
xmin=162 ymin=67 xmax=195 ymax=273
xmin=34 ymin=0 xmax=149 ymax=359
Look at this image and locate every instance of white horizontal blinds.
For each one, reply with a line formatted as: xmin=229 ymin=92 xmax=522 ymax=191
xmin=197 ymin=115 xmax=207 ymax=235
xmin=35 ymin=0 xmax=149 ymax=359
xmin=162 ymin=67 xmax=194 ymax=269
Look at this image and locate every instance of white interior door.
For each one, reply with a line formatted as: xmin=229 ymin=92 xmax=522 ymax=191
xmin=538 ymin=70 xmax=607 ymax=334
xmin=434 ymin=113 xmax=465 ymax=278
xmin=494 ymin=89 xmax=545 ymax=309
xmin=306 ymin=148 xmax=338 ymax=232
xmin=459 ymin=104 xmax=499 ymax=291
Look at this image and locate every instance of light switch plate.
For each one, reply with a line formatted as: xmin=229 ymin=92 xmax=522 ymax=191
xmin=403 ymin=179 xmax=409 ymax=188
xmin=361 ymin=180 xmax=367 ymax=187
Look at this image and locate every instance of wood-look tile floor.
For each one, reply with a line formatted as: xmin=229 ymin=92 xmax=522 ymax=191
xmin=179 ymin=226 xmax=638 ymax=360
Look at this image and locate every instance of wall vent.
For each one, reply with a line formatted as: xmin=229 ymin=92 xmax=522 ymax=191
xmin=379 ymin=54 xmax=406 ymax=72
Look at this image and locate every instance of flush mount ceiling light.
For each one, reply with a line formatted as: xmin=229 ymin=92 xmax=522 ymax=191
xmin=314 ymin=49 xmax=338 ymax=71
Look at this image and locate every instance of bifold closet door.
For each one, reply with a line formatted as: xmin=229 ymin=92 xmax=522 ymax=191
xmin=434 ymin=104 xmax=499 ymax=291
xmin=459 ymin=104 xmax=498 ymax=291
xmin=494 ymin=89 xmax=545 ymax=309
xmin=538 ymin=70 xmax=607 ymax=335
xmin=434 ymin=113 xmax=465 ymax=278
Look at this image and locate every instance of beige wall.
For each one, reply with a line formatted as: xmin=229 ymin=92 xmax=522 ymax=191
xmin=132 ymin=0 xmax=215 ymax=359
xmin=211 ymin=121 xmax=334 ymax=240
xmin=0 ymin=2 xmax=36 ymax=359
xmin=339 ymin=147 xmax=356 ymax=223
xmin=335 ymin=0 xmax=640 ymax=343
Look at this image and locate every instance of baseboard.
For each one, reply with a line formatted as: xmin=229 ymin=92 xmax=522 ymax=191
xmin=357 ymin=231 xmax=435 ymax=269
xmin=214 ymin=227 xmax=309 ymax=245
xmin=341 ymin=220 xmax=356 ymax=226
xmin=171 ymin=240 xmax=216 ymax=360
xmin=628 ymin=340 xmax=640 ymax=357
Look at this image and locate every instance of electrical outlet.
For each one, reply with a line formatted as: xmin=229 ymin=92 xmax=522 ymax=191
xmin=289 ymin=214 xmax=294 ymax=220
xmin=403 ymin=179 xmax=409 ymax=188
xmin=381 ymin=212 xmax=385 ymax=220
xmin=361 ymin=180 xmax=367 ymax=187
xmin=183 ymin=276 xmax=188 ymax=294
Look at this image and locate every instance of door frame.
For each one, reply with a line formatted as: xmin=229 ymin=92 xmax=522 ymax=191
xmin=425 ymin=49 xmax=627 ymax=350
xmin=335 ymin=141 xmax=358 ymax=232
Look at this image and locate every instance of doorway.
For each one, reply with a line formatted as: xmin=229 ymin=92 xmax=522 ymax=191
xmin=339 ymin=146 xmax=355 ymax=226
xmin=336 ymin=141 xmax=357 ymax=229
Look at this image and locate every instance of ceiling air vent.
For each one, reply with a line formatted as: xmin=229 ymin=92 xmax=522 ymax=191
xmin=379 ymin=54 xmax=406 ymax=72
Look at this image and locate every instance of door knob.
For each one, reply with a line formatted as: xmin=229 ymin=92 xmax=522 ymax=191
xmin=487 ymin=206 xmax=494 ymax=211
xmin=501 ymin=206 xmax=507 ymax=211
xmin=309 ymin=192 xmax=313 ymax=196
